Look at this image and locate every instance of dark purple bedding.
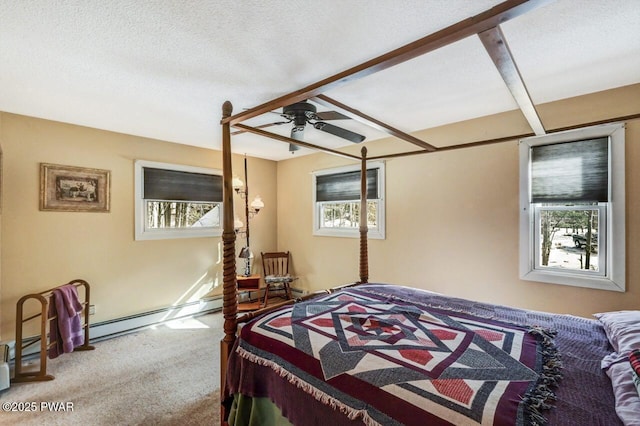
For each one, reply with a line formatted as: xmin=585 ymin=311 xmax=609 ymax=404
xmin=225 ymin=283 xmax=620 ymax=425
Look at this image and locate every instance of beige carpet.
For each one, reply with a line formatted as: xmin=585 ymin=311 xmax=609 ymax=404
xmin=0 ymin=313 xmax=224 ymax=425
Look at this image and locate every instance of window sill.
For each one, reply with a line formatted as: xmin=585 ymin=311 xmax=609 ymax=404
xmin=135 ymin=228 xmax=222 ymax=241
xmin=520 ymin=269 xmax=624 ymax=292
xmin=313 ymin=228 xmax=385 ymax=240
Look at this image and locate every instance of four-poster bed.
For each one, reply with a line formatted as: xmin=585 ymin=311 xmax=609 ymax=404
xmin=218 ymin=1 xmax=638 ymax=424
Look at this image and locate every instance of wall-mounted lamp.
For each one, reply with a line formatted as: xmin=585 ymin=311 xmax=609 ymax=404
xmin=233 ymin=178 xmax=263 ymax=219
xmin=233 ymin=156 xmax=265 ymax=276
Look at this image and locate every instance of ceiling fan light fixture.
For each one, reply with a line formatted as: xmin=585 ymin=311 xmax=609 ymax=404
xmin=283 ymin=101 xmax=317 ymax=120
xmin=289 ymin=126 xmax=304 ymax=153
xmin=291 ymin=126 xmax=305 ymax=139
xmin=272 ymin=100 xmax=365 ymax=150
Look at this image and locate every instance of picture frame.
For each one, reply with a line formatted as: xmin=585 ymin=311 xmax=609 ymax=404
xmin=40 ymin=163 xmax=111 ymax=212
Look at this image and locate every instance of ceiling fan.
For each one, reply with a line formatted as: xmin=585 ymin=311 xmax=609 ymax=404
xmin=269 ymin=101 xmax=366 ymax=153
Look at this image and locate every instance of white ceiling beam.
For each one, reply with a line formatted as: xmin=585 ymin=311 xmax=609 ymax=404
xmin=479 ymin=26 xmax=547 ymax=135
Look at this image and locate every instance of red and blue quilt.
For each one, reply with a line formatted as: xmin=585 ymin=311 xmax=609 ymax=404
xmin=227 ymin=285 xmax=561 ymax=425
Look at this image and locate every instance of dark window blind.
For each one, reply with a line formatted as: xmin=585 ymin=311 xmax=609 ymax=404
xmin=316 ymin=168 xmax=378 ymax=202
xmin=531 ymin=137 xmax=609 ymax=203
xmin=143 ymin=168 xmax=222 ymax=202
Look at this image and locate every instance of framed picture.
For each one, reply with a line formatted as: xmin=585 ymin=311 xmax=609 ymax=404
xmin=40 ymin=163 xmax=111 ymax=212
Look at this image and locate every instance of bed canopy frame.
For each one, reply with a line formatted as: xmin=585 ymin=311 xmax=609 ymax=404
xmin=218 ymin=0 xmax=639 ymax=417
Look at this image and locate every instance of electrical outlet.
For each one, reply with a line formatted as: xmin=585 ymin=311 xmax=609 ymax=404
xmin=89 ymin=305 xmax=96 ymax=315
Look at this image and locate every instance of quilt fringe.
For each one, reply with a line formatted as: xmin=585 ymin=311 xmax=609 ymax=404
xmin=236 ymin=346 xmax=382 ymax=426
xmin=522 ymin=326 xmax=562 ymax=426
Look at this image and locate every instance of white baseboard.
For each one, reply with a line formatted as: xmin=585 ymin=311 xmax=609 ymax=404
xmin=89 ymin=297 xmax=223 ymax=341
xmin=7 ymin=288 xmax=307 ymax=361
xmin=7 ymin=297 xmax=223 ymax=361
xmin=291 ymin=287 xmax=306 ymax=297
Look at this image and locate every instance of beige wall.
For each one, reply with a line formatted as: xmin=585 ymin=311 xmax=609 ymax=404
xmin=0 ymin=113 xmax=277 ymax=340
xmin=0 ymin=84 xmax=637 ymax=342
xmin=277 ymin=84 xmax=640 ymax=317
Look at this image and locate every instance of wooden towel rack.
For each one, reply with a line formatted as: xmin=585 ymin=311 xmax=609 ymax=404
xmin=12 ymin=279 xmax=95 ymax=383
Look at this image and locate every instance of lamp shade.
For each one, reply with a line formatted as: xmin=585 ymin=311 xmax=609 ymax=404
xmin=239 ymin=247 xmax=253 ymax=259
xmin=232 ymin=176 xmax=244 ymax=192
xmin=250 ymin=196 xmax=264 ymax=211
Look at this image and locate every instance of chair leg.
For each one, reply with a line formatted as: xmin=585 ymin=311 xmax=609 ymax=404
xmin=262 ymin=285 xmax=269 ymax=307
xmin=284 ymin=283 xmax=292 ymax=300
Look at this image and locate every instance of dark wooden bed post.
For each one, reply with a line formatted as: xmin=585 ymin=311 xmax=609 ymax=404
xmin=220 ymin=101 xmax=238 ymax=399
xmin=359 ymin=146 xmax=369 ymax=284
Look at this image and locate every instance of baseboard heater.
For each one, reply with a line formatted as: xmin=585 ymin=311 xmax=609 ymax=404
xmin=11 ymin=296 xmax=224 ymax=361
xmin=10 ymin=286 xmax=307 ymax=361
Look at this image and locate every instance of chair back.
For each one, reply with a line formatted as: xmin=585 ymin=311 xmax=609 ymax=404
xmin=261 ymin=251 xmax=290 ymax=277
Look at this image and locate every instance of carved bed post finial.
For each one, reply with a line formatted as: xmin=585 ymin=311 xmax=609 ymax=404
xmin=222 ymin=100 xmax=233 ymax=118
xmin=360 ymin=146 xmax=369 ymax=284
xmin=220 ymin=101 xmax=237 ymax=396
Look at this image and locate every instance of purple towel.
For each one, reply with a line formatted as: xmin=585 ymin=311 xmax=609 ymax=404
xmin=48 ymin=285 xmax=84 ymax=359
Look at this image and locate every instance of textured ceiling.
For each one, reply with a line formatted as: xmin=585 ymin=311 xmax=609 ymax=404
xmin=1 ymin=0 xmax=639 ymax=161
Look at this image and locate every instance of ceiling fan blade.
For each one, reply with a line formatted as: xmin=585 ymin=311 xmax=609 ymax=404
xmin=313 ymin=110 xmax=350 ymax=121
xmin=313 ymin=122 xmax=365 ymax=143
xmin=231 ymin=121 xmax=287 ymax=135
xmin=268 ymin=110 xmax=293 ymax=120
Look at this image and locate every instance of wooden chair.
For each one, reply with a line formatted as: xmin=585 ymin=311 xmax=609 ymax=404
xmin=261 ymin=251 xmax=296 ymax=303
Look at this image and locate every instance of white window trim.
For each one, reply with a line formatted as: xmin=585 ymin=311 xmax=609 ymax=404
xmin=519 ymin=122 xmax=625 ymax=291
xmin=312 ymin=161 xmax=385 ymax=239
xmin=134 ymin=160 xmax=223 ymax=241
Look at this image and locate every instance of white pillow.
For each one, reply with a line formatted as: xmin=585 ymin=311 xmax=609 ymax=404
xmin=593 ymin=310 xmax=640 ymax=354
xmin=595 ymin=311 xmax=640 ymax=425
xmin=604 ymin=359 xmax=640 ymax=426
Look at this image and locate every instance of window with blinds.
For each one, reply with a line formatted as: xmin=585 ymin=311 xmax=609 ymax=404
xmin=519 ymin=123 xmax=625 ymax=292
xmin=313 ymin=162 xmax=385 ymax=239
xmin=530 ymin=137 xmax=609 ymax=203
xmin=315 ymin=169 xmax=378 ymax=202
xmin=135 ymin=160 xmax=223 ymax=240
xmin=143 ymin=168 xmax=222 ymax=202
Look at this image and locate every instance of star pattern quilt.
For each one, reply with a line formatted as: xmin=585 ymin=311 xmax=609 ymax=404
xmin=229 ymin=286 xmax=561 ymax=425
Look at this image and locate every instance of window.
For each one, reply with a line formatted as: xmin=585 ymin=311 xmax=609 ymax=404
xmin=519 ymin=123 xmax=625 ymax=291
xmin=313 ymin=161 xmax=385 ymax=239
xmin=134 ymin=160 xmax=223 ymax=240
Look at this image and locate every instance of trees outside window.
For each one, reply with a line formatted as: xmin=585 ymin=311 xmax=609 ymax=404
xmin=134 ymin=160 xmax=223 ymax=240
xmin=537 ymin=206 xmax=602 ymax=272
xmin=312 ymin=162 xmax=385 ymax=239
xmin=519 ymin=123 xmax=625 ymax=292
